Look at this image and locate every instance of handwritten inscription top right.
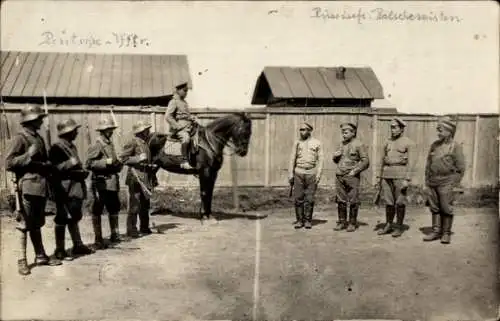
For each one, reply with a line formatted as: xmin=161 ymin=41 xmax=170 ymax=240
xmin=310 ymin=7 xmax=462 ymax=24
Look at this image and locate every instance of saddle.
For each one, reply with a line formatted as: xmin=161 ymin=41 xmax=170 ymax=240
xmin=166 ymin=124 xmax=201 ymax=154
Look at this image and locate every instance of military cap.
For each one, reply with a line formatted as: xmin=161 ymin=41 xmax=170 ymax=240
xmin=96 ymin=117 xmax=118 ymax=131
xmin=391 ymin=117 xmax=407 ymax=128
xmin=438 ymin=116 xmax=457 ymax=133
xmin=340 ymin=122 xmax=357 ymax=131
xmin=20 ymin=105 xmax=46 ymax=124
xmin=299 ymin=122 xmax=313 ymax=131
xmin=132 ymin=120 xmax=152 ymax=134
xmin=57 ymin=118 xmax=81 ymax=137
xmin=175 ymin=81 xmax=189 ymax=90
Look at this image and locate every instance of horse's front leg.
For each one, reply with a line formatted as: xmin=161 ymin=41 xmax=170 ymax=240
xmin=198 ymin=167 xmax=217 ymax=221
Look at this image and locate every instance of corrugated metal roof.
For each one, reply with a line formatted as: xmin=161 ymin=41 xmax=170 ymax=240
xmin=251 ymin=66 xmax=384 ymax=105
xmin=0 ymin=51 xmax=192 ymax=99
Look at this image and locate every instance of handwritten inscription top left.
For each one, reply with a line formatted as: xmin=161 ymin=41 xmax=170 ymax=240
xmin=39 ymin=30 xmax=151 ymax=49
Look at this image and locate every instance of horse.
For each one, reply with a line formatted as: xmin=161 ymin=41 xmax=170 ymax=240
xmin=147 ymin=112 xmax=252 ymax=220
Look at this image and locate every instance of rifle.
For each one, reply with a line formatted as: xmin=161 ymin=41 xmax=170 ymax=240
xmin=42 ymin=90 xmax=57 ymax=215
xmin=289 ymin=141 xmax=299 ymax=198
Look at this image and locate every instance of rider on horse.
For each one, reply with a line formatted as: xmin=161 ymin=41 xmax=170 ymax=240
xmin=165 ymin=81 xmax=199 ymax=170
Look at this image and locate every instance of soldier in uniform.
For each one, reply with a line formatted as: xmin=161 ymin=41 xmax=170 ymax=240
xmin=165 ymin=81 xmax=199 ymax=170
xmin=49 ymin=119 xmax=95 ymax=260
xmin=120 ymin=120 xmax=158 ymax=238
xmin=85 ymin=118 xmax=127 ymax=249
xmin=5 ymin=105 xmax=62 ymax=275
xmin=288 ymin=122 xmax=323 ymax=229
xmin=423 ymin=116 xmax=465 ymax=244
xmin=332 ymin=122 xmax=370 ymax=232
xmin=377 ymin=117 xmax=416 ymax=237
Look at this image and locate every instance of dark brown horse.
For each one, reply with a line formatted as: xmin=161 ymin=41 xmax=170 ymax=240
xmin=148 ymin=113 xmax=252 ymax=220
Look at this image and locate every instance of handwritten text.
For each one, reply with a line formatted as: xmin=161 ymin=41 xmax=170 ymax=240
xmin=38 ymin=30 xmax=151 ymax=49
xmin=311 ymin=7 xmax=462 ymax=24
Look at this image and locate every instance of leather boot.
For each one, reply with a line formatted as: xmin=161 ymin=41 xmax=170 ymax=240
xmin=180 ymin=142 xmax=194 ymax=170
xmin=346 ymin=205 xmax=358 ymax=232
xmin=139 ymin=207 xmax=152 ymax=235
xmin=304 ymin=202 xmax=313 ymax=229
xmin=126 ymin=211 xmax=140 ymax=238
xmin=392 ymin=205 xmax=406 ymax=238
xmin=18 ymin=231 xmax=30 ymax=276
xmin=68 ymin=222 xmax=95 ymax=256
xmin=109 ymin=214 xmax=130 ymax=243
xmin=294 ymin=205 xmax=305 ymax=229
xmin=334 ymin=202 xmax=347 ymax=231
xmin=423 ymin=213 xmax=442 ymax=241
xmin=53 ymin=224 xmax=73 ymax=261
xmin=92 ymin=215 xmax=108 ymax=250
xmin=441 ymin=214 xmax=453 ymax=244
xmin=30 ymin=230 xmax=62 ymax=266
xmin=378 ymin=205 xmax=395 ymax=235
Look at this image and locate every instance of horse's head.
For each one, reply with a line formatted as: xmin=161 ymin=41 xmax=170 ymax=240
xmin=229 ymin=112 xmax=252 ymax=157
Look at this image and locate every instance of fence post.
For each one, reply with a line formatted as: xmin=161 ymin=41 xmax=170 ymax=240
xmin=371 ymin=112 xmax=379 ymax=186
xmin=471 ymin=114 xmax=480 ymax=187
xmin=264 ymin=112 xmax=270 ymax=187
xmin=150 ymin=108 xmax=156 ymax=132
xmin=231 ymin=153 xmax=240 ymax=210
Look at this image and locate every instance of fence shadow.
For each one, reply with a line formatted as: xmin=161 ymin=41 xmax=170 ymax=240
xmin=165 ymin=210 xmax=268 ymax=221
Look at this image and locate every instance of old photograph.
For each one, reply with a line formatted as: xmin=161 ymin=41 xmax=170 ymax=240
xmin=0 ymin=1 xmax=498 ymax=320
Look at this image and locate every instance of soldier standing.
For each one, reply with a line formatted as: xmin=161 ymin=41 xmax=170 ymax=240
xmin=288 ymin=122 xmax=323 ymax=229
xmin=423 ymin=116 xmax=465 ymax=244
xmin=85 ymin=118 xmax=127 ymax=249
xmin=332 ymin=122 xmax=370 ymax=232
xmin=120 ymin=120 xmax=157 ymax=238
xmin=165 ymin=81 xmax=198 ymax=170
xmin=377 ymin=117 xmax=416 ymax=237
xmin=49 ymin=119 xmax=95 ymax=260
xmin=5 ymin=105 xmax=62 ymax=275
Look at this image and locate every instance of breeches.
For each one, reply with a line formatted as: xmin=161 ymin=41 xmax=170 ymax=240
xmin=426 ymin=184 xmax=455 ymax=216
xmin=54 ymin=198 xmax=84 ymax=225
xmin=91 ymin=188 xmax=121 ymax=216
xmin=177 ymin=128 xmax=191 ymax=143
xmin=335 ymin=175 xmax=360 ymax=204
xmin=17 ymin=194 xmax=46 ymax=232
xmin=381 ymin=178 xmax=407 ymax=206
xmin=293 ymin=173 xmax=317 ymax=206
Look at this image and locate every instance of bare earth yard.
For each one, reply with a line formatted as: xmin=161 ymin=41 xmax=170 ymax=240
xmin=1 ymin=206 xmax=498 ymax=321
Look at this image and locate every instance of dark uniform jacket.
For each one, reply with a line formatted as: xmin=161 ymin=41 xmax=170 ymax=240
xmin=49 ymin=138 xmax=89 ymax=200
xmin=425 ymin=139 xmax=465 ymax=187
xmin=381 ymin=136 xmax=415 ymax=180
xmin=120 ymin=135 xmax=154 ymax=191
xmin=5 ymin=128 xmax=52 ymax=197
xmin=333 ymin=138 xmax=370 ymax=176
xmin=85 ymin=135 xmax=122 ymax=191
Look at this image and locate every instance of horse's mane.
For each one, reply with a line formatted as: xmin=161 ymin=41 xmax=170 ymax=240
xmin=205 ymin=112 xmax=251 ymax=132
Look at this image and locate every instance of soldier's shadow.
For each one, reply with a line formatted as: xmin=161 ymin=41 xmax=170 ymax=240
xmin=311 ymin=219 xmax=328 ymax=226
xmin=373 ymin=222 xmax=411 ymax=232
xmin=152 ymin=223 xmax=181 ymax=234
xmin=166 ymin=211 xmax=268 ymax=221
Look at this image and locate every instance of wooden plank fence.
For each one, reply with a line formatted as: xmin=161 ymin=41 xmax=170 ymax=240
xmin=1 ymin=104 xmax=499 ymax=193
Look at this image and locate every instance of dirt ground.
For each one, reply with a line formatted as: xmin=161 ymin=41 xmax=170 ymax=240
xmin=0 ymin=206 xmax=498 ymax=321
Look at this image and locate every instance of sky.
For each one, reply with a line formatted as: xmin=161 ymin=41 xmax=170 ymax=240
xmin=1 ymin=0 xmax=499 ymax=114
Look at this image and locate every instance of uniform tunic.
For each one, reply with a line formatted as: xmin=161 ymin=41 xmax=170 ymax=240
xmin=49 ymin=138 xmax=89 ymax=225
xmin=333 ymin=138 xmax=370 ymax=204
xmin=120 ymin=135 xmax=154 ymax=232
xmin=5 ymin=128 xmax=52 ymax=231
xmin=424 ymin=139 xmax=466 ymax=215
xmin=288 ymin=137 xmax=323 ymax=205
xmin=165 ymin=93 xmax=193 ymax=142
xmin=85 ymin=135 xmax=122 ymax=215
xmin=380 ymin=136 xmax=416 ymax=205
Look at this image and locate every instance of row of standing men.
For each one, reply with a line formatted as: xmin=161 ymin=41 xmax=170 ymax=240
xmin=6 ymin=105 xmax=160 ymax=276
xmin=288 ymin=117 xmax=465 ymax=242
